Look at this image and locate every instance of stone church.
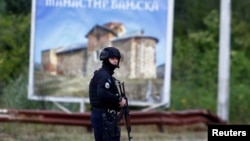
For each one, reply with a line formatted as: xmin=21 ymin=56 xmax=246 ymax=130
xmin=42 ymin=22 xmax=159 ymax=79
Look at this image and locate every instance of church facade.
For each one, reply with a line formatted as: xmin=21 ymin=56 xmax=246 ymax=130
xmin=41 ymin=22 xmax=159 ymax=79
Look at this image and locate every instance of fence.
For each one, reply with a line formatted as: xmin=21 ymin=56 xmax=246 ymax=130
xmin=0 ymin=108 xmax=226 ymax=132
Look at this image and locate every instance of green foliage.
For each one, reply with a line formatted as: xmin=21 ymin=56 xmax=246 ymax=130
xmin=170 ymin=10 xmax=219 ymax=115
xmin=1 ymin=0 xmax=31 ymax=15
xmin=230 ymin=85 xmax=250 ymax=124
xmin=170 ymin=80 xmax=217 ymax=111
xmin=174 ymin=0 xmax=219 ymax=36
xmin=0 ymin=14 xmax=30 ymax=83
xmin=232 ymin=0 xmax=250 ymax=22
xmin=231 ymin=18 xmax=250 ymax=84
xmin=0 ymin=72 xmax=41 ymax=109
xmin=228 ymin=9 xmax=250 ymax=124
xmin=172 ymin=10 xmax=219 ymax=88
xmin=171 ymin=6 xmax=250 ymax=124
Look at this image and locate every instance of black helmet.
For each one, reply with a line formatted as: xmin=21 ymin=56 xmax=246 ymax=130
xmin=100 ymin=47 xmax=121 ymax=60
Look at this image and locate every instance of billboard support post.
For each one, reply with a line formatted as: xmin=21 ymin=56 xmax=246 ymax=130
xmin=217 ymin=0 xmax=231 ymax=122
xmin=143 ymin=0 xmax=175 ymax=111
xmin=161 ymin=0 xmax=175 ymax=108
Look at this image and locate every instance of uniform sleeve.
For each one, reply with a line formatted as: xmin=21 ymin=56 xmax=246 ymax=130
xmin=96 ymin=72 xmax=120 ymax=105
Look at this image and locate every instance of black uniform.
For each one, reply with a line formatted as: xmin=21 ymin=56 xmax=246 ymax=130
xmin=89 ymin=47 xmax=122 ymax=141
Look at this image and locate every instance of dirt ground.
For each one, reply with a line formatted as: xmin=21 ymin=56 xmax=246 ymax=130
xmin=0 ymin=122 xmax=208 ymax=141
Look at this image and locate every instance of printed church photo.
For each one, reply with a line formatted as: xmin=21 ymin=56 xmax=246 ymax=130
xmin=41 ymin=22 xmax=159 ymax=79
xmin=30 ymin=0 xmax=167 ymax=104
xmin=36 ymin=22 xmax=163 ymax=101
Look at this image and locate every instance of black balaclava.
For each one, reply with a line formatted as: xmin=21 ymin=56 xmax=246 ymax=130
xmin=103 ymin=58 xmax=118 ymax=71
xmin=100 ymin=47 xmax=121 ymax=72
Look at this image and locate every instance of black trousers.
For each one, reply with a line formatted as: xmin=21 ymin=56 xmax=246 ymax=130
xmin=91 ymin=110 xmax=121 ymax=141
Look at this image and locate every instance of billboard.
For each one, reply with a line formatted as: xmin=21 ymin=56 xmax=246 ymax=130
xmin=28 ymin=0 xmax=171 ymax=111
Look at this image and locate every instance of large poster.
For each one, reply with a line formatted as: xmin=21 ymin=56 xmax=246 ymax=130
xmin=29 ymin=0 xmax=169 ymax=107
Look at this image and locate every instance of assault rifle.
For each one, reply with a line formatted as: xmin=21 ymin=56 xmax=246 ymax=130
xmin=116 ymin=80 xmax=132 ymax=141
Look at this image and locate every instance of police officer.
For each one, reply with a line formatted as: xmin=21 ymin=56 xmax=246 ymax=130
xmin=89 ymin=47 xmax=127 ymax=141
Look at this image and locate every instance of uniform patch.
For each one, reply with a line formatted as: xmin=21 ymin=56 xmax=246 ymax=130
xmin=105 ymin=82 xmax=110 ymax=89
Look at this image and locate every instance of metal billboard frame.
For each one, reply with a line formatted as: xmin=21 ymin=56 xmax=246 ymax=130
xmin=28 ymin=0 xmax=174 ymax=112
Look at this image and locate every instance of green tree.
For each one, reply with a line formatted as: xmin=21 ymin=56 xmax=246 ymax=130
xmin=0 ymin=14 xmax=30 ymax=83
xmin=174 ymin=0 xmax=219 ymax=36
xmin=1 ymin=0 xmax=31 ymax=15
xmin=171 ymin=10 xmax=219 ymax=111
xmin=0 ymin=0 xmax=31 ymax=103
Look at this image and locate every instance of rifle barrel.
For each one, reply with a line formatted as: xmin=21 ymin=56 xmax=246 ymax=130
xmin=117 ymin=81 xmax=132 ymax=141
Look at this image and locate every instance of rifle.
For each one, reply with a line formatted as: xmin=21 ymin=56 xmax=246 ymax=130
xmin=116 ymin=80 xmax=132 ymax=141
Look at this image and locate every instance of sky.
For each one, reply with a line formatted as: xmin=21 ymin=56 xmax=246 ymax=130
xmin=33 ymin=0 xmax=169 ymax=66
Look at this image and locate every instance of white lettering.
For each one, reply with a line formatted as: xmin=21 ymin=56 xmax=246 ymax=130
xmin=212 ymin=129 xmax=247 ymax=136
xmin=241 ymin=130 xmax=247 ymax=136
xmin=146 ymin=1 xmax=159 ymax=11
xmin=212 ymin=129 xmax=219 ymax=136
xmin=44 ymin=0 xmax=160 ymax=11
xmin=45 ymin=0 xmax=55 ymax=6
xmin=45 ymin=0 xmax=85 ymax=8
xmin=111 ymin=0 xmax=159 ymax=11
xmin=91 ymin=0 xmax=109 ymax=9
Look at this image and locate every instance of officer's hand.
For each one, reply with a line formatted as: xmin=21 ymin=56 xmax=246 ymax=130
xmin=119 ymin=98 xmax=126 ymax=107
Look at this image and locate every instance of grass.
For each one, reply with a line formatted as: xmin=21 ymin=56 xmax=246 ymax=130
xmin=0 ymin=122 xmax=208 ymax=141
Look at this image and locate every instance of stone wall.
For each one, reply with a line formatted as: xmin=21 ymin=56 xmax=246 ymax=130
xmin=57 ymin=49 xmax=87 ymax=75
